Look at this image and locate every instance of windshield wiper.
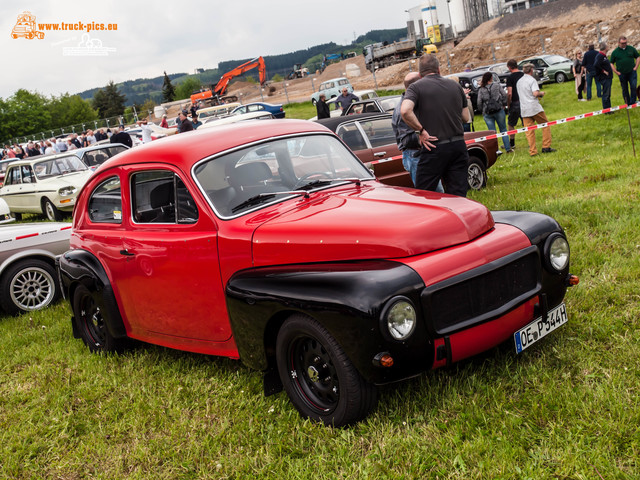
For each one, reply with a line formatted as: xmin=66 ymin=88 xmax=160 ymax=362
xmin=294 ymin=178 xmax=364 ymax=191
xmin=231 ymin=191 xmax=309 ymax=213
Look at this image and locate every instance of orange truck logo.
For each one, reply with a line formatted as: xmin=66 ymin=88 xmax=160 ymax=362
xmin=11 ymin=11 xmax=45 ymax=39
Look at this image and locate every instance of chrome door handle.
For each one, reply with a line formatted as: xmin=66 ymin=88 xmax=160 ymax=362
xmin=373 ymin=151 xmax=386 ymax=157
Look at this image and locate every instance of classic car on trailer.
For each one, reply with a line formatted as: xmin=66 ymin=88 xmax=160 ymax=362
xmin=59 ymin=120 xmax=578 ymax=426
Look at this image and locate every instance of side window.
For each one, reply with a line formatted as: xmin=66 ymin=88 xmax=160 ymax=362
xmin=336 ymin=124 xmax=368 ymax=151
xmin=89 ymin=176 xmax=122 ymax=223
xmin=5 ymin=167 xmax=20 ymax=185
xmin=132 ymin=170 xmax=198 ymax=224
xmin=21 ymin=166 xmax=35 ymax=183
xmin=359 ymin=118 xmax=396 ymax=148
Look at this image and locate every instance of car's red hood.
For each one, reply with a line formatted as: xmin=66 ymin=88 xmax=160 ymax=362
xmin=252 ymin=185 xmax=494 ymax=266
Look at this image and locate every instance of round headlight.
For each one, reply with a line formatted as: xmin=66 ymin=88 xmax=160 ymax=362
xmin=384 ymin=297 xmax=417 ymax=341
xmin=546 ymin=234 xmax=569 ymax=272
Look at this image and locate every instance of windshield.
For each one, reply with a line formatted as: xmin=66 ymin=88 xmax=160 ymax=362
xmin=194 ymin=133 xmax=374 ymax=218
xmin=34 ymin=155 xmax=88 ymax=179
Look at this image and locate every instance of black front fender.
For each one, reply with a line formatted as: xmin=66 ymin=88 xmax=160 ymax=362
xmin=225 ymin=260 xmax=432 ymax=384
xmin=59 ymin=249 xmax=127 ymax=339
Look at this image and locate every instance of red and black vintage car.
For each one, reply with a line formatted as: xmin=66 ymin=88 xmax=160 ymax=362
xmin=59 ymin=120 xmax=577 ymax=426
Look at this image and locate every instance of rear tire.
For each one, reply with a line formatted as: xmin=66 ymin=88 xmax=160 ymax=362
xmin=276 ymin=314 xmax=378 ymax=426
xmin=0 ymin=259 xmax=59 ymax=315
xmin=467 ymin=156 xmax=487 ymax=191
xmin=72 ymin=284 xmax=126 ymax=353
xmin=555 ymin=72 xmax=567 ymax=83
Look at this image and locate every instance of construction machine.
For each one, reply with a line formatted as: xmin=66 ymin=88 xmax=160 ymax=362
xmin=191 ymin=56 xmax=267 ymax=106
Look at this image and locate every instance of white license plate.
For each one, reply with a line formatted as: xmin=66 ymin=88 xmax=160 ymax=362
xmin=514 ymin=303 xmax=568 ymax=353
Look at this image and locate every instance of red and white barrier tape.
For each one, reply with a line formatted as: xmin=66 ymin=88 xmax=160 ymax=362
xmin=1 ymin=224 xmax=72 ymax=245
xmin=465 ymin=101 xmax=640 ymax=144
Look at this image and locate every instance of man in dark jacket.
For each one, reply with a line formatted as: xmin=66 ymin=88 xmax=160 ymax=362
xmin=582 ymin=44 xmax=601 ymax=101
xmin=594 ymin=42 xmax=613 ymax=111
xmin=110 ymin=127 xmax=133 ymax=148
xmin=316 ymin=94 xmax=330 ymax=119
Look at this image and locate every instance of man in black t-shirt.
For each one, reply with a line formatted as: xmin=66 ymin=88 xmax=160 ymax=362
xmin=400 ymin=54 xmax=470 ymax=197
xmin=506 ymin=59 xmax=524 ymax=149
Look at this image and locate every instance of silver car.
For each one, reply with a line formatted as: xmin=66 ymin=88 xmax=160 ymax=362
xmin=0 ymin=222 xmax=71 ymax=314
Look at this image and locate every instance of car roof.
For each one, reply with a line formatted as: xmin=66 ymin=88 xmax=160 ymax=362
xmin=315 ymin=112 xmax=392 ymax=132
xmin=95 ymin=119 xmax=332 ymax=172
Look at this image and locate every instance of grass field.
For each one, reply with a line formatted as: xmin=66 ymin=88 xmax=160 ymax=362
xmin=1 ymin=80 xmax=640 ymax=479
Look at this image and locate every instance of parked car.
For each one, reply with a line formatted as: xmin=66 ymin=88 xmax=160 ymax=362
xmin=309 ymin=90 xmax=380 ymax=120
xmin=0 ymin=222 xmax=71 ymax=314
xmin=445 ymin=71 xmax=503 ymax=112
xmin=316 ymin=112 xmax=499 ymax=190
xmin=0 ymin=198 xmax=14 ymax=224
xmin=310 ymin=77 xmax=354 ymax=105
xmin=342 ymin=95 xmax=402 ymax=116
xmin=59 ymin=120 xmax=576 ymax=426
xmin=231 ymin=102 xmax=285 ymax=119
xmin=519 ymin=55 xmax=574 ymax=83
xmin=199 ymin=111 xmax=275 ymax=129
xmin=0 ymin=158 xmax=16 ymax=186
xmin=195 ymin=103 xmax=241 ymax=120
xmin=69 ymin=143 xmax=129 ymax=170
xmin=474 ymin=62 xmax=549 ymax=87
xmin=0 ymin=153 xmax=93 ymax=221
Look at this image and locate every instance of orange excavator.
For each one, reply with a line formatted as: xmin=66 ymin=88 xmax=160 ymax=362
xmin=191 ymin=56 xmax=266 ymax=106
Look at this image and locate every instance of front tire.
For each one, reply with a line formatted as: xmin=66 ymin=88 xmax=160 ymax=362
xmin=42 ymin=198 xmax=62 ymax=221
xmin=276 ymin=314 xmax=378 ymax=426
xmin=467 ymin=155 xmax=487 ymax=190
xmin=0 ymin=259 xmax=59 ymax=315
xmin=72 ymin=284 xmax=125 ymax=353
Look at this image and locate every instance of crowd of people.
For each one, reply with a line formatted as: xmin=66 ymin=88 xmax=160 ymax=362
xmin=1 ymin=129 xmax=115 ymax=160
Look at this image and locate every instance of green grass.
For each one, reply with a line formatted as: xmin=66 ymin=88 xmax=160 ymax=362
xmin=2 ymin=82 xmax=640 ymax=479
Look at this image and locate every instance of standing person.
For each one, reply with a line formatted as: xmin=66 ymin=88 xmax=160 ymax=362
xmin=316 ymin=94 xmax=330 ymax=119
xmin=138 ymin=118 xmax=153 ymax=144
xmin=335 ymin=88 xmax=359 ymax=113
xmin=178 ymin=111 xmax=194 ymax=133
xmin=506 ymin=59 xmax=524 ymax=148
xmin=610 ymin=36 xmax=640 ymax=105
xmin=110 ymin=127 xmax=133 ymax=148
xmin=573 ymin=50 xmax=586 ymax=101
xmin=400 ymin=54 xmax=471 ymax=197
xmin=594 ymin=42 xmax=613 ymax=111
xmin=517 ymin=63 xmax=555 ymax=157
xmin=582 ymin=44 xmax=602 ymax=101
xmin=477 ymin=72 xmax=512 ymax=154
xmin=392 ymin=72 xmax=443 ymax=192
xmin=160 ymin=114 xmax=169 ymax=128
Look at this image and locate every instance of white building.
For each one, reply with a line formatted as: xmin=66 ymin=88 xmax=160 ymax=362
xmin=406 ymin=0 xmax=502 ymax=40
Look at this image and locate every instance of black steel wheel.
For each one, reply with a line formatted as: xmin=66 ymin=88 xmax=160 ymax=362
xmin=42 ymin=198 xmax=62 ymax=221
xmin=72 ymin=284 xmax=123 ymax=353
xmin=467 ymin=155 xmax=487 ymax=191
xmin=276 ymin=314 xmax=377 ymax=426
xmin=0 ymin=259 xmax=59 ymax=315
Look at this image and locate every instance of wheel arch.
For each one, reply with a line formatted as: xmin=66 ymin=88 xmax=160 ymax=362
xmin=0 ymin=250 xmax=57 ymax=280
xmin=59 ymin=249 xmax=128 ymax=339
xmin=467 ymin=146 xmax=487 ymax=167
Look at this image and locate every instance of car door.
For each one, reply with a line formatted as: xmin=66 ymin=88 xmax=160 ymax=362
xmin=118 ymin=167 xmax=231 ymax=342
xmin=356 ymin=117 xmax=408 ymax=187
xmin=1 ymin=165 xmax=37 ymax=211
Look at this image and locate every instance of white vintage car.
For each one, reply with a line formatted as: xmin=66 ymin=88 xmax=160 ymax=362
xmin=0 ymin=222 xmax=71 ymax=314
xmin=0 ymin=198 xmax=14 ymax=224
xmin=0 ymin=154 xmax=93 ymax=221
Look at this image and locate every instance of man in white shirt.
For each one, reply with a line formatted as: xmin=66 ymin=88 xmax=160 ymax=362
xmin=138 ymin=119 xmax=153 ymax=144
xmin=516 ymin=63 xmax=556 ymax=157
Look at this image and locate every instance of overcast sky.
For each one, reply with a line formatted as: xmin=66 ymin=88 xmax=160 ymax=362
xmin=2 ymin=1 xmax=414 ymax=99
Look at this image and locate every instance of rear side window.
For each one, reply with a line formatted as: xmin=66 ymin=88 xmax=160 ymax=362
xmin=359 ymin=118 xmax=397 ymax=148
xmin=89 ymin=176 xmax=122 ymax=223
xmin=131 ymin=170 xmax=198 ymax=224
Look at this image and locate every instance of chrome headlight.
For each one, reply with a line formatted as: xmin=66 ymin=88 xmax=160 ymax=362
xmin=383 ymin=296 xmax=416 ymax=341
xmin=58 ymin=186 xmax=77 ymax=197
xmin=544 ymin=233 xmax=570 ymax=272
